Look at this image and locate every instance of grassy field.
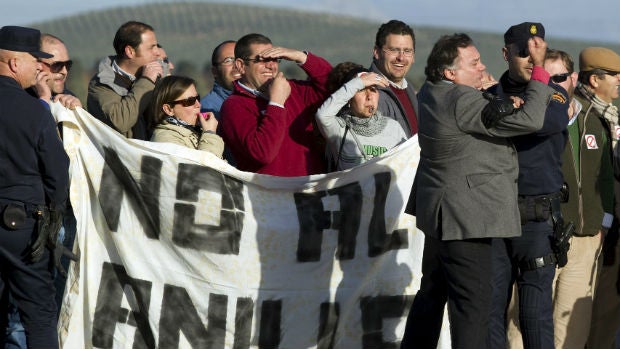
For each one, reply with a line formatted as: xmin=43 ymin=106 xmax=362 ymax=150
xmin=31 ymin=2 xmax=607 ymax=102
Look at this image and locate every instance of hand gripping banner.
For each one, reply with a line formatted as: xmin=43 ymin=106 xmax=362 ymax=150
xmin=51 ymin=103 xmax=450 ymax=349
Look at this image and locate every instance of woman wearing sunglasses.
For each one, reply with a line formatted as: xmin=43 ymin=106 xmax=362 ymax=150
xmin=150 ymin=76 xmax=224 ymax=158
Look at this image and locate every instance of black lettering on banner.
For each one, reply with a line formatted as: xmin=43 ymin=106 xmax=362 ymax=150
xmin=92 ymin=262 xmax=155 ymax=349
xmin=294 ymin=182 xmax=362 ymax=262
xmin=360 ymin=295 xmax=415 ymax=348
xmin=368 ymin=172 xmax=408 ymax=257
xmin=294 ymin=191 xmax=329 ymax=262
xmin=173 ymin=163 xmax=245 ymax=254
xmin=317 ymin=302 xmax=340 ymax=349
xmin=99 ymin=147 xmax=162 ymax=239
xmin=233 ymin=298 xmax=254 ymax=349
xmin=259 ymin=300 xmax=282 ymax=348
xmin=159 ymin=285 xmax=227 ymax=348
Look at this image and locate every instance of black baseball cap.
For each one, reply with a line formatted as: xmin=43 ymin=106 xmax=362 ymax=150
xmin=0 ymin=26 xmax=53 ymax=59
xmin=504 ymin=22 xmax=545 ymax=53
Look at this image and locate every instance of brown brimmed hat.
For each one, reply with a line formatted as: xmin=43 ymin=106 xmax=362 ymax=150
xmin=579 ymin=47 xmax=620 ymax=73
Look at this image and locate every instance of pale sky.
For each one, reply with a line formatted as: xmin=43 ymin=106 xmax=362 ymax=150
xmin=3 ymin=0 xmax=620 ymax=44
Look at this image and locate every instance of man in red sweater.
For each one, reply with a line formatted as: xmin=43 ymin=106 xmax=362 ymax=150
xmin=219 ymin=33 xmax=332 ymax=176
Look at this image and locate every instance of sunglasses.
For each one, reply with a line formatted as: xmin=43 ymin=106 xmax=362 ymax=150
xmin=41 ymin=60 xmax=73 ymax=73
xmin=602 ymin=70 xmax=620 ymax=77
xmin=168 ymin=95 xmax=200 ymax=107
xmin=243 ymin=57 xmax=281 ymax=64
xmin=551 ymin=72 xmax=571 ymax=83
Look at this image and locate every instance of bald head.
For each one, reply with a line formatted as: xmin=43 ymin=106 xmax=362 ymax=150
xmin=39 ymin=33 xmax=71 ymax=94
xmin=0 ymin=49 xmax=42 ymax=88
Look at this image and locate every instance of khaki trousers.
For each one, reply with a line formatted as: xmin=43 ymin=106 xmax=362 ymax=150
xmin=587 ymin=241 xmax=620 ymax=349
xmin=505 ymin=233 xmax=603 ymax=349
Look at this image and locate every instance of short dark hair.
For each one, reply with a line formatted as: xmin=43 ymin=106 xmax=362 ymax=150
xmin=113 ymin=21 xmax=154 ymax=58
xmin=150 ymin=75 xmax=196 ymax=127
xmin=235 ymin=33 xmax=272 ymax=61
xmin=326 ymin=62 xmax=368 ymax=94
xmin=425 ymin=33 xmax=473 ymax=83
xmin=546 ymin=49 xmax=574 ymax=73
xmin=211 ymin=40 xmax=236 ymax=67
xmin=578 ymin=69 xmax=610 ymax=86
xmin=374 ymin=20 xmax=415 ymax=50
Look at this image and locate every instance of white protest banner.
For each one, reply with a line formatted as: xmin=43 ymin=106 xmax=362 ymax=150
xmin=51 ymin=104 xmax=451 ymax=349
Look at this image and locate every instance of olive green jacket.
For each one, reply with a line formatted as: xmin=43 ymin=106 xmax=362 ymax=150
xmin=86 ymin=56 xmax=155 ymax=139
xmin=561 ymin=90 xmax=615 ymax=236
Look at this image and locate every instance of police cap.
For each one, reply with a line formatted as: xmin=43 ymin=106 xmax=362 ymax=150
xmin=0 ymin=26 xmax=53 ymax=59
xmin=504 ymin=22 xmax=545 ymax=53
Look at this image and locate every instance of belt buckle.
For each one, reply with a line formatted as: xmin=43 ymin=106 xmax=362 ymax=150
xmin=533 ymin=257 xmax=545 ymax=269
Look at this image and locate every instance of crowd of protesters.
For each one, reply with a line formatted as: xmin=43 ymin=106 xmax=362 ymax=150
xmin=0 ymin=16 xmax=619 ymax=349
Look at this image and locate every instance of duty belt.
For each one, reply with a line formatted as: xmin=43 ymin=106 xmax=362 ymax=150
xmin=0 ymin=201 xmax=43 ymax=230
xmin=517 ymin=192 xmax=563 ymax=225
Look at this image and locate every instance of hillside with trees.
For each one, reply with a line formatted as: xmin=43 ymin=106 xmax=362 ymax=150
xmin=32 ymin=2 xmax=594 ymax=102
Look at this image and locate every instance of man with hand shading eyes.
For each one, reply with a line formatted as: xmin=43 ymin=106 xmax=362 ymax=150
xmin=219 ymin=33 xmax=332 ymax=176
xmin=486 ymin=22 xmax=569 ymax=349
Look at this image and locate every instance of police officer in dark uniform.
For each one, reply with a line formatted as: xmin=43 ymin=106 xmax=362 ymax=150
xmin=486 ymin=22 xmax=570 ymax=349
xmin=0 ymin=26 xmax=69 ymax=348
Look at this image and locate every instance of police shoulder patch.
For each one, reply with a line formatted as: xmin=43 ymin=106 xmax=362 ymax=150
xmin=551 ymin=92 xmax=567 ymax=104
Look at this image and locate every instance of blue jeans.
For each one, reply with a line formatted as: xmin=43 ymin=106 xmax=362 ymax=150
xmin=4 ymin=296 xmax=25 ymax=349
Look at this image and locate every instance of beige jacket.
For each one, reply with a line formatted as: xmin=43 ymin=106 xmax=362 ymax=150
xmin=151 ymin=122 xmax=224 ymax=158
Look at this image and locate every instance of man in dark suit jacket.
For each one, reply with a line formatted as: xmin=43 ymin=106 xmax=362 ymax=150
xmin=400 ymin=33 xmax=554 ymax=349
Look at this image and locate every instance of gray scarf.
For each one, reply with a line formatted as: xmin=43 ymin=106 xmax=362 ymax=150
xmin=577 ymin=83 xmax=619 ymax=148
xmin=339 ymin=112 xmax=388 ymax=137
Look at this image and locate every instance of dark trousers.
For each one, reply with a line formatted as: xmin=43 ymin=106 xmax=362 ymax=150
xmin=487 ymin=220 xmax=555 ymax=349
xmin=0 ymin=218 xmax=58 ymax=349
xmin=401 ymin=236 xmax=493 ymax=349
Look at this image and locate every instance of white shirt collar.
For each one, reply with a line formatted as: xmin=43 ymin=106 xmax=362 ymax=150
xmin=112 ymin=59 xmax=136 ymax=82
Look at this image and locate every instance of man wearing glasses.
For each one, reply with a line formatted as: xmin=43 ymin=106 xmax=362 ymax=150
xmin=201 ymin=40 xmax=240 ymax=166
xmin=201 ymin=40 xmax=239 ymax=120
xmin=487 ymin=22 xmax=569 ymax=349
xmin=30 ymin=34 xmax=80 ymax=109
xmin=87 ymin=21 xmax=163 ymax=140
xmin=219 ymin=33 xmax=332 ymax=176
xmin=370 ymin=20 xmax=418 ymax=137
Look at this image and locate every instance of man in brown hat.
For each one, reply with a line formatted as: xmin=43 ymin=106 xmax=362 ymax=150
xmin=569 ymin=46 xmax=620 ymax=349
xmin=0 ymin=25 xmax=69 ymax=348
